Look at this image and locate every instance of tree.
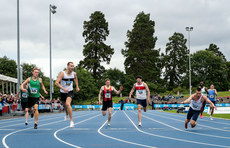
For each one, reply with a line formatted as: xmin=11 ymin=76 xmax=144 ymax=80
xmin=226 ymin=61 xmax=230 ymax=89
xmin=21 ymin=63 xmax=44 ymax=80
xmin=80 ymin=11 xmax=114 ymax=80
xmin=72 ymin=67 xmax=98 ymax=104
xmin=122 ymin=11 xmax=160 ymax=83
xmin=191 ymin=50 xmax=228 ymax=90
xmin=163 ymin=33 xmax=189 ymax=90
xmin=0 ymin=56 xmax=17 ymax=78
xmin=206 ymin=43 xmax=226 ymax=61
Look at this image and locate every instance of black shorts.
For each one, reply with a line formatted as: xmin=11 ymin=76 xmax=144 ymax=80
xmin=21 ymin=101 xmax=29 ymax=110
xmin=102 ymin=100 xmax=113 ymax=111
xmin=137 ymin=99 xmax=147 ymax=107
xmin=187 ymin=107 xmax=201 ymax=121
xmin=211 ymin=101 xmax=216 ymax=105
xmin=28 ymin=97 xmax=40 ymax=108
xmin=60 ymin=91 xmax=74 ymax=103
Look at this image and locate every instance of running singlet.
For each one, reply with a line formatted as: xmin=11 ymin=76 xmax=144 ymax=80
xmin=102 ymin=86 xmax=112 ymax=101
xmin=28 ymin=77 xmax=40 ymax=98
xmin=201 ymin=87 xmax=207 ymax=97
xmin=208 ymin=89 xmax=216 ymax=101
xmin=189 ymin=95 xmax=203 ymax=111
xmin=135 ymin=82 xmax=147 ymax=100
xmin=60 ymin=71 xmax=74 ymax=93
xmin=20 ymin=90 xmax=28 ymax=102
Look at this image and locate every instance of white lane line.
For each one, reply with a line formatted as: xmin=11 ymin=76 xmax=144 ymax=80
xmin=73 ymin=128 xmax=91 ymax=130
xmin=54 ymin=113 xmax=101 ymax=148
xmin=0 ymin=113 xmax=63 ymax=125
xmin=155 ymin=111 xmax=230 ymax=124
xmin=0 ymin=129 xmax=15 ymax=131
xmin=133 ymin=111 xmax=230 ymax=140
xmin=146 ymin=112 xmax=230 ymax=133
xmin=97 ymin=111 xmax=155 ymax=148
xmin=110 ymin=128 xmax=127 ymax=130
xmin=2 ymin=112 xmax=97 ymax=148
xmin=124 ymin=111 xmax=230 ymax=148
xmin=0 ymin=112 xmax=86 ymax=128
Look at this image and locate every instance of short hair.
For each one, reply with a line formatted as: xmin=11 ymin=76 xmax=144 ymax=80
xmin=67 ymin=62 xmax=74 ymax=66
xmin=197 ymin=86 xmax=201 ymax=91
xmin=136 ymin=75 xmax=142 ymax=79
xmin=105 ymin=78 xmax=110 ymax=82
xmin=33 ymin=68 xmax=39 ymax=71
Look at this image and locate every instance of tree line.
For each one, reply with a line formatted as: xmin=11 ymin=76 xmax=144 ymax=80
xmin=1 ymin=11 xmax=229 ymax=104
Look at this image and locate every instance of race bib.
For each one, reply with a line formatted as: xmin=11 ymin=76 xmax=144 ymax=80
xmin=210 ymin=95 xmax=214 ymax=98
xmin=192 ymin=102 xmax=199 ymax=109
xmin=66 ymin=81 xmax=72 ymax=86
xmin=105 ymin=93 xmax=111 ymax=98
xmin=138 ymin=90 xmax=143 ymax=94
xmin=22 ymin=93 xmax=28 ymax=98
xmin=30 ymin=88 xmax=38 ymax=94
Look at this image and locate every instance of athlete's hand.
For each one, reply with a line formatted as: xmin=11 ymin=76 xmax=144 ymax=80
xmin=214 ymin=106 xmax=217 ymax=110
xmin=76 ymin=87 xmax=80 ymax=92
xmin=147 ymin=99 xmax=150 ymax=105
xmin=22 ymin=89 xmax=27 ymax=93
xmin=120 ymin=86 xmax=123 ymax=91
xmin=63 ymin=88 xmax=69 ymax=93
xmin=44 ymin=90 xmax=48 ymax=95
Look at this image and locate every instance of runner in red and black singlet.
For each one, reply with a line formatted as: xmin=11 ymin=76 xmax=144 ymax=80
xmin=98 ymin=78 xmax=123 ymax=126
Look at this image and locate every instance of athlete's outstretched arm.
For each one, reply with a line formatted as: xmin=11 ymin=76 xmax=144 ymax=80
xmin=214 ymin=89 xmax=218 ymax=96
xmin=144 ymin=83 xmax=150 ymax=104
xmin=203 ymin=95 xmax=217 ymax=109
xmin=20 ymin=78 xmax=30 ymax=93
xmin=129 ymin=84 xmax=135 ymax=98
xmin=205 ymin=87 xmax=209 ymax=94
xmin=181 ymin=95 xmax=193 ymax=104
xmin=39 ymin=78 xmax=48 ymax=94
xmin=98 ymin=86 xmax=103 ymax=105
xmin=113 ymin=86 xmax=123 ymax=94
xmin=74 ymin=72 xmax=80 ymax=92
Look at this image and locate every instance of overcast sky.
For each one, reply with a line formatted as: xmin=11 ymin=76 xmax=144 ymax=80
xmin=0 ymin=0 xmax=230 ymax=80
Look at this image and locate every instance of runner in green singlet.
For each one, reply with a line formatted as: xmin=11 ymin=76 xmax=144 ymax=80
xmin=21 ymin=68 xmax=48 ymax=129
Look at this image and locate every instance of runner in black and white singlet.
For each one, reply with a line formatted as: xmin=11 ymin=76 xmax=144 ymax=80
xmin=55 ymin=62 xmax=80 ymax=127
xmin=181 ymin=87 xmax=216 ymax=129
xmin=199 ymin=81 xmax=209 ymax=119
xmin=129 ymin=75 xmax=150 ymax=127
xmin=98 ymin=78 xmax=123 ymax=126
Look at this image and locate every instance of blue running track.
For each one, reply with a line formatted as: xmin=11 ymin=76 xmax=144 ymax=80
xmin=1 ymin=110 xmax=230 ymax=148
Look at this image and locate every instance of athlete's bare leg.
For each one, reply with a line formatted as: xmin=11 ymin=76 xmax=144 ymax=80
xmin=66 ymin=97 xmax=73 ymax=122
xmin=24 ymin=108 xmax=29 ymax=122
xmin=34 ymin=104 xmax=39 ymax=124
xmin=210 ymin=107 xmax=214 ymax=116
xmin=190 ymin=120 xmax=197 ymax=128
xmin=108 ymin=107 xmax=112 ymax=124
xmin=63 ymin=103 xmax=68 ymax=116
xmin=138 ymin=104 xmax=142 ymax=123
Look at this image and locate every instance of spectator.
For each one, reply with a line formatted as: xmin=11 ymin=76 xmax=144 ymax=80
xmin=227 ymin=96 xmax=229 ymax=100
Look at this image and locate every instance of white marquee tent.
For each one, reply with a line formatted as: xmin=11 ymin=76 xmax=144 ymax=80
xmin=0 ymin=74 xmax=17 ymax=94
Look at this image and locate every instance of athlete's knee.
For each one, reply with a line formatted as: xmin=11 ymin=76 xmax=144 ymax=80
xmin=102 ymin=112 xmax=106 ymax=116
xmin=65 ymin=102 xmax=71 ymax=107
xmin=190 ymin=120 xmax=196 ymax=125
xmin=143 ymin=107 xmax=147 ymax=112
